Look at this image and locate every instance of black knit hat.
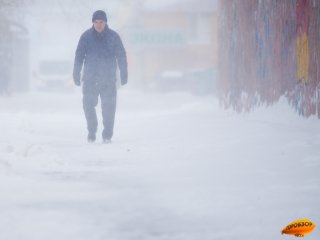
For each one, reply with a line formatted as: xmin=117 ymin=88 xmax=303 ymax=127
xmin=92 ymin=10 xmax=107 ymax=22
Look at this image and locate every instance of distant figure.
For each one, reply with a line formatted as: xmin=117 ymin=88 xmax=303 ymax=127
xmin=73 ymin=10 xmax=128 ymax=143
xmin=0 ymin=50 xmax=11 ymax=95
xmin=0 ymin=23 xmax=12 ymax=96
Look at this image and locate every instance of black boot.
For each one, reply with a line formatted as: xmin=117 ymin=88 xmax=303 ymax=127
xmin=102 ymin=138 xmax=111 ymax=144
xmin=87 ymin=132 xmax=96 ymax=143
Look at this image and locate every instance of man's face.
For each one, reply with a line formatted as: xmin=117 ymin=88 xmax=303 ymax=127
xmin=93 ymin=20 xmax=106 ymax=33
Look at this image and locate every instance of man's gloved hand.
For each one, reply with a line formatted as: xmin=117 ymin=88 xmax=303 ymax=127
xmin=121 ymin=78 xmax=127 ymax=86
xmin=73 ymin=73 xmax=81 ymax=86
xmin=120 ymin=71 xmax=128 ymax=86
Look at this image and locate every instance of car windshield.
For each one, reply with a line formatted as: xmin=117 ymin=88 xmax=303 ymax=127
xmin=39 ymin=61 xmax=71 ymax=75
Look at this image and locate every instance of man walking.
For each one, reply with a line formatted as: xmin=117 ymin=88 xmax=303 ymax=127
xmin=73 ymin=10 xmax=128 ymax=143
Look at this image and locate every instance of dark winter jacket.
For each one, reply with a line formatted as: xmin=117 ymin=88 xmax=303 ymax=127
xmin=73 ymin=26 xmax=128 ymax=86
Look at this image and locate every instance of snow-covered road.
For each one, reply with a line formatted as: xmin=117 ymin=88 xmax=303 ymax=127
xmin=0 ymin=90 xmax=319 ymax=240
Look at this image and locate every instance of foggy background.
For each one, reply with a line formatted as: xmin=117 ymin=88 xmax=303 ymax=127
xmin=0 ymin=1 xmax=319 ymax=240
xmin=1 ymin=0 xmax=217 ymax=94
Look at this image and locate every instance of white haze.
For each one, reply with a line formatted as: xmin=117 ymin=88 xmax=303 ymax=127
xmin=0 ymin=1 xmax=319 ymax=240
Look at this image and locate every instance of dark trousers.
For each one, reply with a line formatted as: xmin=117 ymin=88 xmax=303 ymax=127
xmin=82 ymin=82 xmax=117 ymax=140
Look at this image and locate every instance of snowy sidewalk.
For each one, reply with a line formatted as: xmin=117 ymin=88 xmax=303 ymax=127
xmin=0 ymin=90 xmax=319 ymax=240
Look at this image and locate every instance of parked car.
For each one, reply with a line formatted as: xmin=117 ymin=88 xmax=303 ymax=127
xmin=154 ymin=68 xmax=216 ymax=95
xmin=34 ymin=60 xmax=73 ymax=91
